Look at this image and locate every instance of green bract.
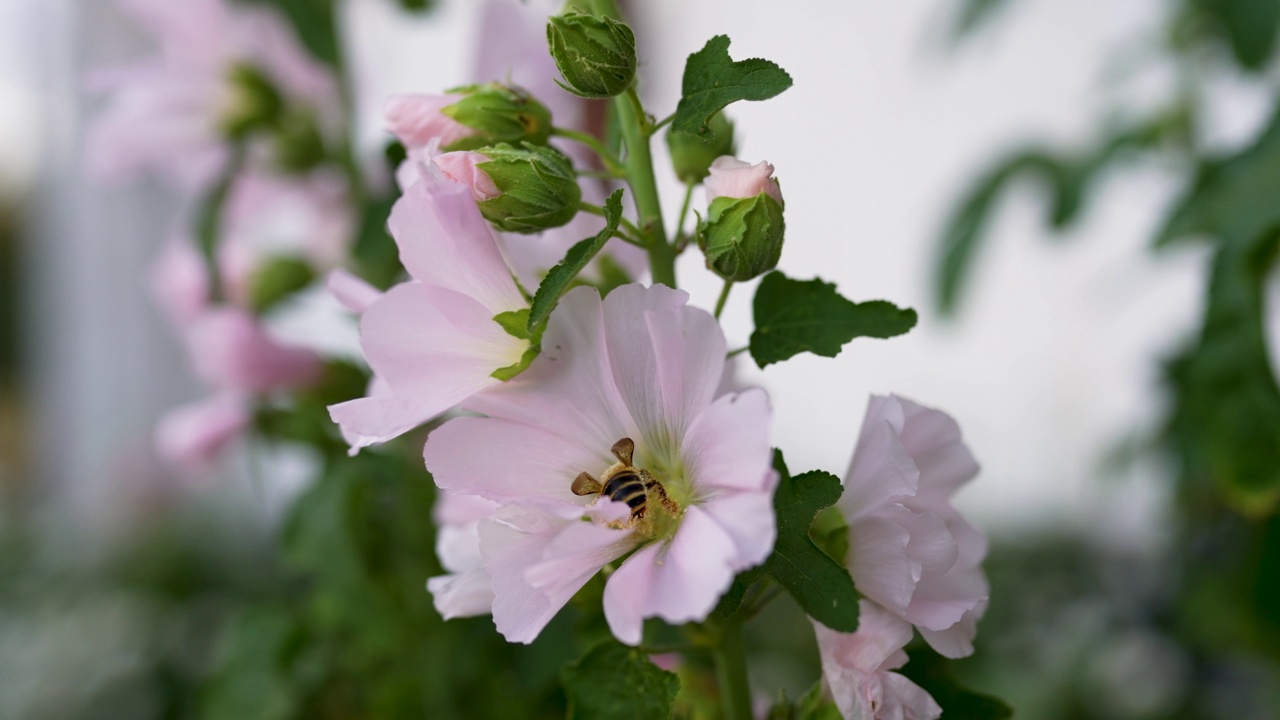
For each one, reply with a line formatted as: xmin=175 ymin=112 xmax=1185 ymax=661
xmin=474 ymin=143 xmax=582 ymax=233
xmin=698 ymin=192 xmax=785 ymax=282
xmin=220 ymin=62 xmax=285 ymax=139
xmin=546 ymin=12 xmax=637 ymax=98
xmin=441 ymin=83 xmax=553 ymax=151
xmin=666 ymin=112 xmax=735 ymax=182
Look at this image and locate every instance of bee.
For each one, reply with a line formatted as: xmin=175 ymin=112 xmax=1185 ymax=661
xmin=571 ymin=437 xmax=674 ymax=521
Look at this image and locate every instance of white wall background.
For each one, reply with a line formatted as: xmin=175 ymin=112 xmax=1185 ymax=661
xmin=13 ymin=0 xmax=1277 ymax=537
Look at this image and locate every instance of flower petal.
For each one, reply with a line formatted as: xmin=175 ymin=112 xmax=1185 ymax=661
xmin=387 ymin=173 xmax=524 ymax=314
xmin=328 ymin=282 xmax=523 ymax=451
xmin=839 ymin=396 xmax=920 ymax=522
xmin=427 ymin=566 xmax=494 ymax=620
xmin=425 ymin=416 xmax=602 ymax=508
xmin=602 ymin=505 xmax=739 ymax=645
xmin=602 ymin=284 xmax=725 ymax=464
xmin=326 ymin=269 xmax=382 ymax=314
xmin=484 ymin=512 xmax=631 ymax=644
xmin=682 ymin=388 xmax=774 ymax=493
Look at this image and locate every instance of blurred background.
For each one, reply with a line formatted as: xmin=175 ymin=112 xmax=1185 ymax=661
xmin=2 ymin=0 xmax=1279 ymax=718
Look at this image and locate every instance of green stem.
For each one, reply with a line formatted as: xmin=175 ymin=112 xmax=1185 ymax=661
xmin=592 ymin=0 xmax=675 ymax=288
xmin=652 ymin=112 xmax=674 ymax=132
xmin=673 ymin=179 xmax=696 ymax=253
xmin=553 ymin=126 xmax=626 ymax=175
xmin=712 ymin=619 xmax=753 ymax=720
xmin=195 ymin=144 xmax=247 ymax=304
xmin=727 ymin=346 xmax=749 ymax=358
xmin=714 ymin=279 xmax=733 ymax=319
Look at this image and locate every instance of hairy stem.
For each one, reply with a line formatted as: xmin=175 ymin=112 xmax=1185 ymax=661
xmin=712 ymin=619 xmax=753 ymax=720
xmin=592 ymin=0 xmax=676 ymax=288
xmin=714 ymin=279 xmax=733 ymax=319
xmin=552 ymin=126 xmax=626 ymax=175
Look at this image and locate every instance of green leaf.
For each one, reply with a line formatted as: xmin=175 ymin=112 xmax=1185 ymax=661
xmin=200 ymin=607 xmax=301 ymax=720
xmin=562 ymin=639 xmax=679 ymax=720
xmin=899 ymin=646 xmax=1013 ymax=720
xmin=672 ymin=35 xmax=792 ymax=138
xmin=1191 ymin=0 xmax=1280 ymax=70
xmin=1157 ymin=107 xmax=1280 ymax=514
xmin=248 ymin=255 xmax=315 ymax=313
xmin=760 ymin=451 xmax=860 ymax=632
xmin=765 ymin=681 xmax=842 ymax=720
xmin=527 ymin=189 xmax=625 ymax=332
xmin=750 ymin=272 xmax=917 ymax=369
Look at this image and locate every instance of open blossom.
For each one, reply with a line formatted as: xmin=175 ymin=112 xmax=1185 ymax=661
xmin=814 ymin=601 xmax=942 ymax=720
xmin=423 ymin=284 xmax=777 ymax=645
xmin=839 ymin=395 xmax=989 ymax=658
xmin=327 ymin=168 xmax=530 ymax=452
xmin=88 ymin=0 xmax=338 ymax=189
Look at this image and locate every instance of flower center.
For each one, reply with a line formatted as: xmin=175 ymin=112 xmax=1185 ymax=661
xmin=570 ymin=437 xmax=682 ymax=540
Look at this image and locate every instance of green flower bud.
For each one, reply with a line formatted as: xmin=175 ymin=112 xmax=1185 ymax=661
xmin=220 ymin=63 xmax=284 ymax=139
xmin=441 ymin=143 xmax=582 ymax=234
xmin=546 ymin=12 xmax=637 ymax=98
xmin=697 ymin=158 xmax=786 ymax=281
xmin=666 ymin=112 xmax=736 ymax=183
xmin=441 ymin=83 xmax=553 ymax=151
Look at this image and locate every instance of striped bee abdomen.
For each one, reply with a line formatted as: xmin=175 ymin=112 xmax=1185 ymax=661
xmin=603 ymin=470 xmax=648 ymax=515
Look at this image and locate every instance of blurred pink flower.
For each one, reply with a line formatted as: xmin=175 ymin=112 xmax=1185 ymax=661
xmin=155 ymin=393 xmax=252 ymax=471
xmin=88 ymin=0 xmax=338 ymax=189
xmin=328 ymin=169 xmax=530 ymax=453
xmin=705 ymin=157 xmax=783 ymax=205
xmin=813 ymin=601 xmax=942 ymax=720
xmin=839 ymin=395 xmax=989 ymax=659
xmin=424 ymin=284 xmax=777 ymax=645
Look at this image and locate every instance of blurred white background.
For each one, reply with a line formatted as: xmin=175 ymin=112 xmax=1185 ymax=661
xmin=8 ymin=0 xmax=1277 ymax=537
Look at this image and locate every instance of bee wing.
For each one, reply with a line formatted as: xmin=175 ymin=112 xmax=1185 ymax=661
xmin=571 ymin=472 xmax=603 ymax=496
xmin=610 ymin=437 xmax=635 ymax=466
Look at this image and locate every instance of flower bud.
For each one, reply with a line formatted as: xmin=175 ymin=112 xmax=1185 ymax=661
xmin=666 ymin=112 xmax=736 ymax=183
xmin=438 ymin=144 xmax=582 ymax=234
xmin=546 ymin=12 xmax=637 ymax=98
xmin=221 ymin=63 xmax=285 ymax=139
xmin=385 ymin=84 xmax=553 ymax=152
xmin=697 ymin=157 xmax=785 ymax=282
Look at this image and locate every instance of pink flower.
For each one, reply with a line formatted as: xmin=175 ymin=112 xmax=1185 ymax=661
xmin=435 ymin=151 xmax=502 ymax=201
xmin=155 ymin=393 xmax=252 ymax=470
xmin=88 ymin=0 xmax=338 ymax=189
xmin=423 ymin=284 xmax=777 ymax=645
xmin=428 ymin=492 xmax=500 ymax=620
xmin=328 ymin=169 xmax=530 ymax=453
xmin=840 ymin=395 xmax=989 ymax=659
xmin=705 ymin=157 xmax=783 ymax=205
xmin=385 ymin=94 xmax=474 ymax=150
xmin=186 ymin=308 xmax=323 ymax=393
xmin=814 ymin=601 xmax=942 ymax=720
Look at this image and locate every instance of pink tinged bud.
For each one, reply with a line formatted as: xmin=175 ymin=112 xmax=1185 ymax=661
xmin=385 ymin=94 xmax=474 ymax=149
xmin=435 ymin=151 xmax=502 ymax=202
xmin=705 ymin=156 xmax=782 ymax=205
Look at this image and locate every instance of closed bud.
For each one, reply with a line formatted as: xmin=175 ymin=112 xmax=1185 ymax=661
xmin=437 ymin=144 xmax=582 ymax=234
xmin=546 ymin=12 xmax=637 ymax=98
xmin=697 ymin=157 xmax=785 ymax=281
xmin=440 ymin=83 xmax=554 ymax=150
xmin=666 ymin=112 xmax=736 ymax=183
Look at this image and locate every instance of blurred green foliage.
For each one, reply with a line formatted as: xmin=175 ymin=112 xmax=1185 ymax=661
xmin=940 ymin=0 xmax=1280 ymax=717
